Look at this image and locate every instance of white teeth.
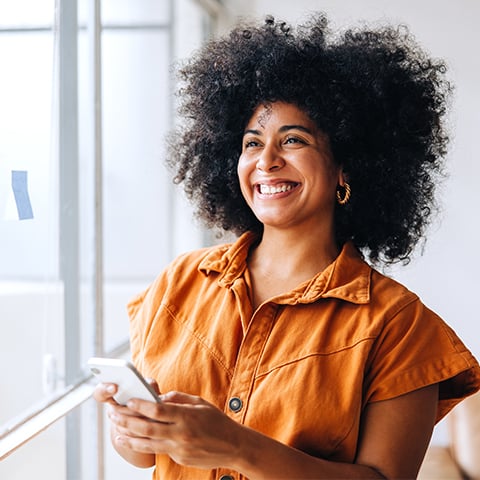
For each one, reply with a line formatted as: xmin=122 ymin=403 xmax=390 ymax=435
xmin=259 ymin=184 xmax=294 ymax=195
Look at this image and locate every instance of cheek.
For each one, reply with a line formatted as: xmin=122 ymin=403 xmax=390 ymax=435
xmin=237 ymin=158 xmax=251 ymax=196
xmin=322 ymin=163 xmax=342 ymax=191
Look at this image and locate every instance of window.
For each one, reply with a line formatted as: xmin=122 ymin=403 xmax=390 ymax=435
xmin=0 ymin=0 xmax=59 ymax=428
xmin=0 ymin=0 xmax=222 ymax=478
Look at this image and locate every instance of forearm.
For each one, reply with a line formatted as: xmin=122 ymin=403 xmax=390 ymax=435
xmin=110 ymin=424 xmax=155 ymax=469
xmin=233 ymin=426 xmax=385 ymax=480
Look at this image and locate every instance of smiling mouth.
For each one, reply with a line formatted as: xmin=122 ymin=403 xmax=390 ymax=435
xmin=257 ymin=183 xmax=299 ymax=195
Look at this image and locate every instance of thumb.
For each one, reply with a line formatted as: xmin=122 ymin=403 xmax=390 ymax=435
xmin=145 ymin=377 xmax=161 ymax=395
xmin=160 ymin=391 xmax=206 ymax=405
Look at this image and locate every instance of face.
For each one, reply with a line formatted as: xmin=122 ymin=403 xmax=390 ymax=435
xmin=237 ymin=102 xmax=342 ymax=233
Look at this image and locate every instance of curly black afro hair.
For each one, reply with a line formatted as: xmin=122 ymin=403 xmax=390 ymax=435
xmin=167 ymin=13 xmax=451 ymax=264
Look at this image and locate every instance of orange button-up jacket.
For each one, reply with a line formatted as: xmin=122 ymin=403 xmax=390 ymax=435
xmin=128 ymin=232 xmax=480 ymax=480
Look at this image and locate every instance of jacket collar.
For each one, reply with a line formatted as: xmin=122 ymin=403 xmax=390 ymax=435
xmin=199 ymin=232 xmax=371 ymax=305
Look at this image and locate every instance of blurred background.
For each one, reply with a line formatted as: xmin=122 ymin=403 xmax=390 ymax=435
xmin=0 ymin=0 xmax=478 ymax=478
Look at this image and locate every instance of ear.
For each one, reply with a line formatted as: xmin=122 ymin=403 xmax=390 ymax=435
xmin=337 ymin=169 xmax=348 ymax=187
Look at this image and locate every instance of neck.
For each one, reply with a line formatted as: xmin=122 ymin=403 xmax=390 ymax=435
xmin=250 ymin=225 xmax=340 ymax=281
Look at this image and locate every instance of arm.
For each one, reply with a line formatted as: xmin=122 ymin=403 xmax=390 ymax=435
xmin=111 ymin=383 xmax=438 ymax=478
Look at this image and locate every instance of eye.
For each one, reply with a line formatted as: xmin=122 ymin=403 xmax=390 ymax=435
xmin=243 ymin=138 xmax=261 ymax=149
xmin=284 ymin=135 xmax=306 ymax=145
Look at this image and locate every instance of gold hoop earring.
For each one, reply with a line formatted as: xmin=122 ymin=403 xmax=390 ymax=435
xmin=336 ymin=183 xmax=351 ymax=205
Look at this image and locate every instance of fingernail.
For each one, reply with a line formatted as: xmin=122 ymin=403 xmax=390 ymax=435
xmin=106 ymin=385 xmax=115 ymax=393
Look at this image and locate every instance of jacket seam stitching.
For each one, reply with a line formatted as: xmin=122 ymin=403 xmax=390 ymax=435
xmin=163 ymin=303 xmax=233 ymax=380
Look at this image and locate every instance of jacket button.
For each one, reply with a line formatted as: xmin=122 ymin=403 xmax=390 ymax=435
xmin=220 ymin=476 xmax=234 ymax=480
xmin=228 ymin=397 xmax=243 ymax=412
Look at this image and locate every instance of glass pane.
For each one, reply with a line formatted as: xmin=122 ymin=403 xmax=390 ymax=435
xmin=0 ymin=0 xmax=55 ymax=27
xmin=0 ymin=419 xmax=66 ymax=479
xmin=0 ymin=33 xmax=57 ymax=279
xmin=101 ymin=30 xmax=171 ymax=279
xmin=102 ymin=30 xmax=172 ymax=352
xmin=102 ymin=0 xmax=170 ymax=24
xmin=0 ymin=32 xmax=63 ymax=425
xmin=78 ymin=0 xmax=171 ymax=26
xmin=77 ymin=27 xmax=173 ymax=355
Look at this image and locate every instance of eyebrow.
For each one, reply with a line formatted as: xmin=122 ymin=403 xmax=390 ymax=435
xmin=243 ymin=124 xmax=314 ymax=136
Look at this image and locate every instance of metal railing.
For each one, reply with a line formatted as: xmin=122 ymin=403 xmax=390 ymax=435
xmin=0 ymin=340 xmax=129 ymax=461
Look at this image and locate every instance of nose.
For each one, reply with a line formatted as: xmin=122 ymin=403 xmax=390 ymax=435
xmin=256 ymin=143 xmax=285 ymax=172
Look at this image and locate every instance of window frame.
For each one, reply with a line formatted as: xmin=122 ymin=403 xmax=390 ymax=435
xmin=0 ymin=1 xmax=224 ymax=476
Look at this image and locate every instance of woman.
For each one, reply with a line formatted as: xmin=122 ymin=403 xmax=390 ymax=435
xmin=94 ymin=14 xmax=480 ymax=479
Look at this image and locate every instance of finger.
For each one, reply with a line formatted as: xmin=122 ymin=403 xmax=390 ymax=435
xmin=160 ymin=391 xmax=205 ymax=405
xmin=125 ymin=398 xmax=174 ymax=424
xmin=145 ymin=378 xmax=161 ymax=395
xmin=93 ymin=383 xmax=118 ymax=404
xmin=110 ymin=413 xmax=165 ymax=436
xmin=112 ymin=423 xmax=139 ymax=439
xmin=126 ymin=393 xmax=208 ymax=425
xmin=109 ymin=408 xmax=175 ymax=439
xmin=114 ymin=433 xmax=164 ymax=455
xmin=107 ymin=403 xmax=142 ymax=417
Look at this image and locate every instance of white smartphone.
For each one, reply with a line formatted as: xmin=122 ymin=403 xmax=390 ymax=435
xmin=88 ymin=357 xmax=160 ymax=405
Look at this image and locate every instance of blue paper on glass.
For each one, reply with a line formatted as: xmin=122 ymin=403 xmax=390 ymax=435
xmin=11 ymin=170 xmax=34 ymax=220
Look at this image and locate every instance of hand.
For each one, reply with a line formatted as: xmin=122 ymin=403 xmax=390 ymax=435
xmin=92 ymin=379 xmax=160 ymax=469
xmin=110 ymin=391 xmax=243 ymax=470
xmin=93 ymin=378 xmax=163 ymax=445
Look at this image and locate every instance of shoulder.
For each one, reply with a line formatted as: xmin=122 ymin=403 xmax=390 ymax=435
xmin=329 ymin=241 xmax=420 ymax=316
xmin=126 ymin=243 xmax=227 ymax=314
xmin=363 ymin=269 xmax=480 ymax=414
xmin=369 ymin=268 xmax=421 ymax=318
xmin=366 ymin=267 xmax=449 ymax=347
xmin=135 ymin=232 xmax=256 ymax=304
xmin=145 ymin=241 xmax=234 ymax=300
xmin=333 ymin=250 xmax=443 ymax=347
xmin=127 ymin=241 xmax=236 ymax=353
xmin=166 ymin=243 xmax=228 ymax=277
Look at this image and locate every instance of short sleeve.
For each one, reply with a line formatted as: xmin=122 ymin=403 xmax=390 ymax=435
xmin=126 ymin=248 xmax=208 ymax=374
xmin=364 ymin=298 xmax=480 ymax=422
xmin=127 ymin=269 xmax=170 ymax=373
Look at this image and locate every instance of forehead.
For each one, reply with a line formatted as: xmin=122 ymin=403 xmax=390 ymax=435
xmin=246 ymin=102 xmax=316 ymax=130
